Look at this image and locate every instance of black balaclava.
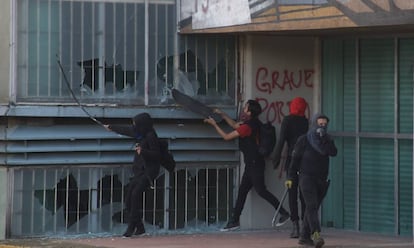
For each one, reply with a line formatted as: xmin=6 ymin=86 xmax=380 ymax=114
xmin=306 ymin=113 xmax=330 ymax=155
xmin=133 ymin=113 xmax=154 ymax=139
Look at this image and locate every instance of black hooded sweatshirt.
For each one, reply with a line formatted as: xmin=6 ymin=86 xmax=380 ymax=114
xmin=288 ymin=113 xmax=337 ymax=181
xmin=273 ymin=97 xmax=309 ymax=169
xmin=109 ymin=113 xmax=161 ymax=180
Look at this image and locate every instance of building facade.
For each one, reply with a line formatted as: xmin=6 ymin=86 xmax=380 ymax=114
xmin=179 ymin=0 xmax=413 ymax=236
xmin=0 ymin=0 xmax=412 ymax=239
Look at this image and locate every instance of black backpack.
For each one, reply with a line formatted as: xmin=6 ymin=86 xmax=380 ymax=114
xmin=159 ymin=139 xmax=176 ymax=173
xmin=257 ymin=121 xmax=276 ymax=158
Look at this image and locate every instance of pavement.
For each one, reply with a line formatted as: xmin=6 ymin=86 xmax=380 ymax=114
xmin=0 ymin=228 xmax=412 ymax=248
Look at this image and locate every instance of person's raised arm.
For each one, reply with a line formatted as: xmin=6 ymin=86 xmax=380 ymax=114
xmin=214 ymin=108 xmax=240 ymax=129
xmin=204 ymin=116 xmax=240 ymax=141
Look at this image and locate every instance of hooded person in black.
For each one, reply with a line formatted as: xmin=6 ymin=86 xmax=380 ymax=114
xmin=272 ymin=97 xmax=309 ymax=238
xmin=286 ymin=113 xmax=337 ymax=248
xmin=204 ymin=99 xmax=289 ymax=231
xmin=104 ymin=113 xmax=161 ymax=237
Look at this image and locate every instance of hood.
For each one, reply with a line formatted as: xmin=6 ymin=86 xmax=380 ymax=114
xmin=309 ymin=113 xmax=330 ymax=130
xmin=289 ymin=97 xmax=307 ymax=116
xmin=133 ymin=112 xmax=154 ymax=136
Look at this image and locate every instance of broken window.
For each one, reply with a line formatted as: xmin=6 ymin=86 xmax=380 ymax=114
xmin=15 ymin=0 xmax=236 ymax=106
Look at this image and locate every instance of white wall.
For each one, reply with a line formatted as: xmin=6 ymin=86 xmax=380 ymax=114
xmin=240 ymin=35 xmax=317 ymax=230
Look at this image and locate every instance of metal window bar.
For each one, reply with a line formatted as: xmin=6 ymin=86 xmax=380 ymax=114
xmin=53 ymin=170 xmax=58 ymax=232
xmin=165 ymin=171 xmax=171 ymax=230
xmin=98 ymin=169 xmax=103 ymax=229
xmin=76 ymin=168 xmax=81 ymax=232
xmin=216 ymin=169 xmax=219 ymax=225
xmin=30 ymin=170 xmax=34 ymax=234
xmin=17 ymin=1 xmax=234 ymax=103
xmin=226 ymin=38 xmax=230 ymax=93
xmin=195 ymin=168 xmax=199 ymax=227
xmin=42 ymin=169 xmax=47 ymax=232
xmin=154 ymin=4 xmax=159 ymax=95
xmin=152 ymin=177 xmax=156 ymax=227
xmin=174 ymin=170 xmax=178 ymax=229
xmin=11 ymin=164 xmax=237 ymax=236
xmin=110 ymin=168 xmax=114 ymax=231
xmin=205 ymin=168 xmax=209 ymax=225
xmin=226 ymin=167 xmax=230 ymax=222
xmin=215 ymin=38 xmax=218 ymax=92
xmin=184 ymin=168 xmax=188 ymax=228
xmin=122 ymin=4 xmax=128 ymax=94
xmin=121 ymin=167 xmax=125 ymax=226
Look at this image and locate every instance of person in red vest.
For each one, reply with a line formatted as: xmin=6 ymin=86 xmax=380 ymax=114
xmin=204 ymin=99 xmax=289 ymax=231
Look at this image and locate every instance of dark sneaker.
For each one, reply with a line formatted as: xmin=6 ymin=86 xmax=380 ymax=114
xmin=311 ymin=231 xmax=325 ymax=248
xmin=275 ymin=213 xmax=290 ymax=227
xmin=290 ymin=220 xmax=299 ymax=238
xmin=122 ymin=222 xmax=136 ymax=238
xmin=298 ymin=237 xmax=313 ymax=246
xmin=220 ymin=220 xmax=240 ymax=232
xmin=134 ymin=222 xmax=146 ymax=236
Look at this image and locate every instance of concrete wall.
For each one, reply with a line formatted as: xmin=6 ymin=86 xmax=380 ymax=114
xmin=240 ymin=35 xmax=316 ymax=230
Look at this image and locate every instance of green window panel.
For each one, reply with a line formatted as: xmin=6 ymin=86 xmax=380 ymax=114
xmin=360 ymin=138 xmax=394 ymax=234
xmin=343 ymin=138 xmax=356 ymax=229
xmin=321 ymin=39 xmax=343 ymax=131
xmin=322 ymin=137 xmax=343 ymax=228
xmin=321 ymin=39 xmax=356 ymax=132
xmin=343 ymin=40 xmax=356 ymax=132
xmin=399 ymin=139 xmax=413 ymax=236
xmin=398 ymin=39 xmax=414 ymax=134
xmin=360 ymin=39 xmax=395 ymax=133
xmin=322 ymin=37 xmax=413 ymax=236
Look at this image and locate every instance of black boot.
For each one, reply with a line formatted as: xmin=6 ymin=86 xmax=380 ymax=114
xmin=123 ymin=222 xmax=136 ymax=237
xmin=290 ymin=220 xmax=299 ymax=238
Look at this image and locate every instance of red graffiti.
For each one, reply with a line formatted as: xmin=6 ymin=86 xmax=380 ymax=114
xmin=256 ymin=97 xmax=311 ymax=124
xmin=255 ymin=67 xmax=314 ymax=94
xmin=202 ymin=0 xmax=209 ymax=13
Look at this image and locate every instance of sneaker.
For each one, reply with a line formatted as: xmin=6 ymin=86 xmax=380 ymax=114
xmin=311 ymin=231 xmax=325 ymax=248
xmin=290 ymin=220 xmax=299 ymax=238
xmin=122 ymin=222 xmax=136 ymax=238
xmin=275 ymin=213 xmax=290 ymax=227
xmin=134 ymin=222 xmax=146 ymax=236
xmin=220 ymin=220 xmax=240 ymax=232
xmin=298 ymin=237 xmax=314 ymax=246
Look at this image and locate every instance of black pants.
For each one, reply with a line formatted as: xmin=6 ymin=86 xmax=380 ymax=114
xmin=299 ymin=174 xmax=327 ymax=237
xmin=233 ymin=164 xmax=289 ymax=220
xmin=125 ymin=174 xmax=151 ymax=224
xmin=285 ymin=157 xmax=306 ymax=222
